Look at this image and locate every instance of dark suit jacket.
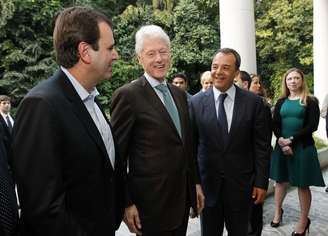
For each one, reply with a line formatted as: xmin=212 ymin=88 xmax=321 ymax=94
xmin=12 ymin=69 xmax=124 ymax=236
xmin=190 ymin=85 xmax=271 ymax=208
xmin=110 ymin=76 xmax=199 ymax=232
xmin=0 ymin=123 xmax=18 ymax=236
xmin=0 ymin=114 xmax=12 ymax=155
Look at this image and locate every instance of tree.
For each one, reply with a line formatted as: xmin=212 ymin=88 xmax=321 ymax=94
xmin=0 ymin=0 xmax=61 ymax=106
xmin=255 ymin=0 xmax=313 ymax=99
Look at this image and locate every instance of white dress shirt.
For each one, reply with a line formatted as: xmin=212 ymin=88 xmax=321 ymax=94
xmin=0 ymin=113 xmax=14 ymax=127
xmin=213 ymin=85 xmax=236 ymax=132
xmin=61 ymin=67 xmax=115 ymax=169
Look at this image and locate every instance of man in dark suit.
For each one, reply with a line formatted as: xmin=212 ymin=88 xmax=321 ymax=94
xmin=11 ymin=7 xmax=124 ymax=236
xmin=0 ymin=95 xmax=14 ymax=155
xmin=190 ymin=48 xmax=271 ymax=236
xmin=110 ymin=25 xmax=204 ymax=236
xmin=0 ymin=125 xmax=18 ymax=236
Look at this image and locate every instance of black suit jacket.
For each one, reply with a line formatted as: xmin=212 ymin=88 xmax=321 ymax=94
xmin=190 ymin=85 xmax=271 ymax=208
xmin=110 ymin=76 xmax=199 ymax=232
xmin=0 ymin=114 xmax=12 ymax=155
xmin=12 ymin=69 xmax=124 ymax=236
xmin=0 ymin=123 xmax=18 ymax=236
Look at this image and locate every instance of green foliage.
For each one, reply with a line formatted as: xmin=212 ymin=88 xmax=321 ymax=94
xmin=109 ymin=0 xmax=219 ymax=100
xmin=171 ymin=0 xmax=219 ymax=93
xmin=0 ymin=0 xmax=316 ymax=110
xmin=255 ymin=0 xmax=313 ymax=101
xmin=314 ymin=135 xmax=328 ymax=150
xmin=0 ymin=0 xmax=60 ymax=106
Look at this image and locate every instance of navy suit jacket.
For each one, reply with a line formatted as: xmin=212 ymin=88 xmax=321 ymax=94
xmin=12 ymin=69 xmax=124 ymax=236
xmin=190 ymin=85 xmax=271 ymax=207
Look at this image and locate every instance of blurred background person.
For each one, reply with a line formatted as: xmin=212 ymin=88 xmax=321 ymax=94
xmin=247 ymin=73 xmax=272 ymax=236
xmin=199 ymin=71 xmax=213 ymax=92
xmin=270 ymin=68 xmax=325 ymax=236
xmin=0 ymin=95 xmax=14 ymax=155
xmin=234 ymin=70 xmax=251 ymax=90
xmin=249 ymin=74 xmax=267 ymax=97
xmin=172 ymin=72 xmax=192 ymax=101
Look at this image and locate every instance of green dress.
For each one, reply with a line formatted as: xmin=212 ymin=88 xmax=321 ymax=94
xmin=270 ymin=99 xmax=325 ymax=187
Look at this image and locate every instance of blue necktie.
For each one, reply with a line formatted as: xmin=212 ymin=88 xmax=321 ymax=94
xmin=218 ymin=93 xmax=228 ymax=145
xmin=155 ymin=84 xmax=182 ymax=137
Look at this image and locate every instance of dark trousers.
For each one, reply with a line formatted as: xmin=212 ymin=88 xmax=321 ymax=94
xmin=200 ymin=178 xmax=251 ymax=236
xmin=247 ymin=203 xmax=263 ymax=236
xmin=141 ymin=210 xmax=189 ymax=236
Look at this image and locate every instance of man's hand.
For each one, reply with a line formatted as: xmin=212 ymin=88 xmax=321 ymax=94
xmin=252 ymin=187 xmax=267 ymax=205
xmin=124 ymin=204 xmax=142 ymax=235
xmin=196 ymin=184 xmax=205 ymax=215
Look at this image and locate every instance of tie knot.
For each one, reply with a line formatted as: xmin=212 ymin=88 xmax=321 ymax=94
xmin=219 ymin=93 xmax=227 ymax=103
xmin=155 ymin=84 xmax=169 ymax=94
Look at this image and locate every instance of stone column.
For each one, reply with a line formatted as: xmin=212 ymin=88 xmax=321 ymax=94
xmin=219 ymin=0 xmax=257 ymax=74
xmin=314 ymin=0 xmax=328 ymax=140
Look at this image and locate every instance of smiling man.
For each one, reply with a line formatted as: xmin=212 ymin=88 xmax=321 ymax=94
xmin=190 ymin=48 xmax=271 ymax=236
xmin=110 ymin=25 xmax=204 ymax=236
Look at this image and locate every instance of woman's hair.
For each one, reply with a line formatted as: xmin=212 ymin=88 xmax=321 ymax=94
xmin=250 ymin=74 xmax=267 ymax=97
xmin=280 ymin=68 xmax=310 ymax=106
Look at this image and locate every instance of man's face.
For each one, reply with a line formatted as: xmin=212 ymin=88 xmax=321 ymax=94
xmin=211 ymin=52 xmax=239 ymax=92
xmin=137 ymin=37 xmax=171 ymax=82
xmin=234 ymin=73 xmax=249 ymax=91
xmin=89 ymin=21 xmax=118 ymax=82
xmin=172 ymin=77 xmax=187 ymax=91
xmin=0 ymin=101 xmax=11 ymax=114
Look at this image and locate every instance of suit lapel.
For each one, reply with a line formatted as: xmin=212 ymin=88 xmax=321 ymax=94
xmin=0 ymin=116 xmax=10 ymax=138
xmin=140 ymin=77 xmax=181 ymax=139
xmin=226 ymin=86 xmax=245 ymax=148
xmin=202 ymin=89 xmax=224 ymax=147
xmin=55 ymin=70 xmax=113 ymax=171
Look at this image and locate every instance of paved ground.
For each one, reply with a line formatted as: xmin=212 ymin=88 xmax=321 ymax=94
xmin=116 ymin=167 xmax=328 ymax=236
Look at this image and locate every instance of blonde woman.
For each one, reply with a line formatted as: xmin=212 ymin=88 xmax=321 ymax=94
xmin=270 ymin=68 xmax=325 ymax=236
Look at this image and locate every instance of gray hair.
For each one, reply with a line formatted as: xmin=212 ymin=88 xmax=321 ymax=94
xmin=135 ymin=25 xmax=170 ymax=55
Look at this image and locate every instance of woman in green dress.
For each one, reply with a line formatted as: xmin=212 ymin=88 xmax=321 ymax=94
xmin=270 ymin=68 xmax=325 ymax=236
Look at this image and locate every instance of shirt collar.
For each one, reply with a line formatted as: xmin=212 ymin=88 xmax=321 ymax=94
xmin=144 ymin=72 xmax=168 ymax=88
xmin=213 ymin=84 xmax=236 ymax=102
xmin=61 ymin=66 xmax=99 ymax=101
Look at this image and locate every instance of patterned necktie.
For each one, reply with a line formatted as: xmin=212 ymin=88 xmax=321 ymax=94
xmin=5 ymin=116 xmax=12 ymax=134
xmin=218 ymin=93 xmax=228 ymax=144
xmin=0 ymin=152 xmax=18 ymax=235
xmin=155 ymin=84 xmax=182 ymax=137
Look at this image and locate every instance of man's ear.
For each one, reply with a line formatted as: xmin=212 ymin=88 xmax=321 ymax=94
xmin=78 ymin=42 xmax=91 ymax=64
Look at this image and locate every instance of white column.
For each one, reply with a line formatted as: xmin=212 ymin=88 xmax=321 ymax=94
xmin=219 ymin=0 xmax=257 ymax=74
xmin=314 ymin=0 xmax=328 ymax=141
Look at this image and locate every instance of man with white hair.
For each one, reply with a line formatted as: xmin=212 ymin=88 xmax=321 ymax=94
xmin=111 ymin=25 xmax=204 ymax=236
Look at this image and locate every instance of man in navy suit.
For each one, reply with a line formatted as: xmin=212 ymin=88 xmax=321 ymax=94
xmin=12 ymin=7 xmax=124 ymax=236
xmin=190 ymin=48 xmax=271 ymax=236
